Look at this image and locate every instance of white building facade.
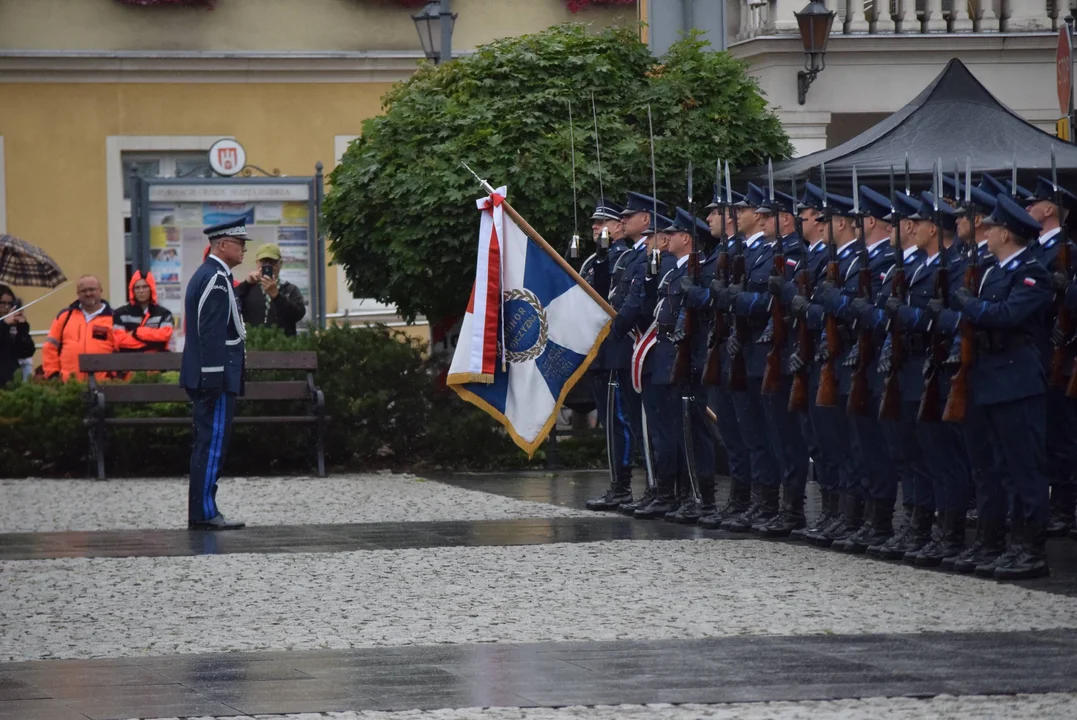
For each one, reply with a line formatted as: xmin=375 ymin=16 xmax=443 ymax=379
xmin=724 ymin=0 xmax=1071 ymax=157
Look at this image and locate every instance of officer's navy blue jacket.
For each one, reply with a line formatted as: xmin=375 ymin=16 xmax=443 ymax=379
xmin=647 ymin=259 xmax=689 ymax=386
xmin=582 ymin=238 xmax=628 ymax=369
xmin=686 ymin=245 xmax=722 ymax=374
xmin=609 ymin=240 xmax=649 ymax=350
xmin=179 ymin=256 xmax=246 ymax=395
xmin=1030 ymin=228 xmax=1077 ymax=374
xmin=936 ymin=247 xmax=1054 ymax=406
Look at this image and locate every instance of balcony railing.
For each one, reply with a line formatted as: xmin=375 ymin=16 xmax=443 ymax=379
xmin=734 ymin=0 xmax=1065 ymax=41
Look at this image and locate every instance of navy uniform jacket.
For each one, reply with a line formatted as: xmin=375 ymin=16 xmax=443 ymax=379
xmin=723 ymin=233 xmax=773 ymax=378
xmin=868 ymin=248 xmax=924 ymax=380
xmin=936 ymin=248 xmax=1054 ymax=406
xmin=581 ymin=238 xmax=628 ymax=369
xmin=1030 ymin=229 xmax=1077 ymax=373
xmin=890 ymin=247 xmax=967 ymax=403
xmin=804 ymin=239 xmax=860 ymax=390
xmin=823 ymin=238 xmax=895 ymax=395
xmin=179 ymin=257 xmax=246 ymax=395
xmin=686 ymin=245 xmax=722 ymax=374
xmin=755 ymin=232 xmax=807 ymax=376
xmin=647 ymin=260 xmax=689 ymax=385
xmin=608 ymin=241 xmax=648 ymax=367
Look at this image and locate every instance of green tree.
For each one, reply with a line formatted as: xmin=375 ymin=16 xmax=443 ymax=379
xmin=325 ymin=24 xmax=791 ymax=323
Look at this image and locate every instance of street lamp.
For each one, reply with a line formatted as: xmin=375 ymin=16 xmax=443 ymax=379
xmin=412 ymin=0 xmax=457 ymax=65
xmin=794 ymin=1 xmax=836 ymax=105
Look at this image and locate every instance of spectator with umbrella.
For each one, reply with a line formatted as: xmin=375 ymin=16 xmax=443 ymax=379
xmin=0 ymin=283 xmax=34 ymax=387
xmin=0 ymin=233 xmax=71 ymax=379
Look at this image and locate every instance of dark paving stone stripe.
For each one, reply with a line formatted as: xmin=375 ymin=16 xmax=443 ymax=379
xmin=0 ymin=516 xmax=713 ymax=561
xmin=4 ymin=630 xmax=1077 ymax=719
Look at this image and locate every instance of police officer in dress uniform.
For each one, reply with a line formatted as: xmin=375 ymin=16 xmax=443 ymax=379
xmin=179 ymin=218 xmax=248 ymax=530
xmin=831 ymin=185 xmax=900 ymax=554
xmin=700 ymin=187 xmax=756 ymax=529
xmin=936 ymin=193 xmax=1054 ymax=580
xmin=1018 ymin=178 xmax=1077 ymax=538
xmin=609 ymin=192 xmax=668 ymax=516
xmin=584 ymin=198 xmax=640 ymax=511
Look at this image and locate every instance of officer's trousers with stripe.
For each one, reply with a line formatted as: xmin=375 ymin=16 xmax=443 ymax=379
xmin=188 ymin=389 xmax=237 ymax=524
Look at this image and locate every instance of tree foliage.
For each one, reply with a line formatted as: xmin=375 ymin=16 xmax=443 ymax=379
xmin=325 ymin=24 xmax=791 ymax=323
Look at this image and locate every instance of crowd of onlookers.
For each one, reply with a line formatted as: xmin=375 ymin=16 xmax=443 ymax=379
xmin=0 ymin=242 xmax=306 ymax=387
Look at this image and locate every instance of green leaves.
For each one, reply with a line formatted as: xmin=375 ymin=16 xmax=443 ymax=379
xmin=325 ymin=24 xmax=791 ymax=324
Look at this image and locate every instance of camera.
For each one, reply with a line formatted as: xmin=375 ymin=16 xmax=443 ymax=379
xmin=260 ymin=264 xmax=274 ymax=278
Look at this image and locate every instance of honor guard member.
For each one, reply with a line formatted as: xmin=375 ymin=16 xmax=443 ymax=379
xmin=713 ymin=183 xmax=784 ymax=532
xmin=784 ymin=184 xmax=835 ymax=539
xmin=866 ymin=191 xmax=930 ymax=560
xmin=753 ymin=188 xmax=811 ymax=538
xmin=941 ymin=182 xmax=1009 ymax=572
xmin=1019 ymin=177 xmax=1077 ymax=538
xmin=583 ymin=197 xmax=639 ymax=511
xmin=795 ymin=191 xmax=869 ymax=547
xmin=882 ymin=191 xmax=970 ymax=563
xmin=668 ymin=208 xmax=721 ymax=523
xmin=180 ymin=218 xmax=248 ymax=530
xmin=831 ymin=185 xmax=900 ymax=553
xmin=608 ymin=192 xmax=668 ymax=516
xmin=935 ymin=193 xmax=1054 ymax=579
xmin=700 ymin=187 xmax=756 ymax=529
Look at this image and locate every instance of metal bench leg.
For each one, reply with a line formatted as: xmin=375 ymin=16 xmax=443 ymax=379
xmin=90 ymin=392 xmax=107 ymax=481
xmin=313 ymin=386 xmax=327 ymax=478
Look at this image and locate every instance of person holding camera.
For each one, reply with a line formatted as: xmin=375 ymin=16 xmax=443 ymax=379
xmin=235 ymin=243 xmax=306 ymax=336
xmin=0 ymin=284 xmax=35 ymax=388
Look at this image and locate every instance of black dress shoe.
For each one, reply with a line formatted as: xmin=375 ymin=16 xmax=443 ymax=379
xmin=189 ymin=514 xmax=246 ymax=530
xmin=619 ymin=487 xmax=656 ymax=516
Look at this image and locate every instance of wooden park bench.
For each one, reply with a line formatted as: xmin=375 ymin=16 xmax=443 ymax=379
xmin=78 ymin=351 xmax=327 ymax=481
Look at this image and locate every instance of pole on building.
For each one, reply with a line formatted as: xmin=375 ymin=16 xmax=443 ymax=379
xmin=440 ymin=0 xmax=452 ymax=65
xmin=314 ymin=162 xmax=327 ymax=329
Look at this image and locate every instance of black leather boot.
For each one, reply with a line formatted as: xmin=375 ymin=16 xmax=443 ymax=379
xmin=700 ymin=478 xmax=750 ymax=529
xmin=836 ymin=499 xmax=890 ymax=554
xmin=720 ymin=483 xmax=763 ymax=532
xmin=804 ymin=493 xmax=846 ymax=547
xmin=670 ymin=496 xmax=704 ymax=524
xmin=1047 ymin=485 xmax=1076 ymax=538
xmin=867 ymin=503 xmax=910 ymax=559
xmin=903 ymin=509 xmax=939 ymax=564
xmin=619 ymin=485 xmax=656 ymax=516
xmin=793 ymin=489 xmax=836 ymax=541
xmin=975 ymin=514 xmax=1025 ymax=578
xmin=756 ymin=488 xmax=807 ymax=539
xmin=915 ymin=510 xmax=966 ymax=567
xmin=749 ymin=484 xmax=782 ymax=533
xmin=881 ymin=505 xmax=933 ymax=561
xmin=634 ymin=484 xmax=676 ymax=519
xmin=993 ymin=523 xmax=1050 ymax=580
xmin=585 ymin=476 xmax=633 ymax=512
xmin=951 ymin=517 xmax=1006 ymax=573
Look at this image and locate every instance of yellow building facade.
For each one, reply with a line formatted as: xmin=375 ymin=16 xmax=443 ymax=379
xmin=0 ymin=0 xmax=635 ymax=352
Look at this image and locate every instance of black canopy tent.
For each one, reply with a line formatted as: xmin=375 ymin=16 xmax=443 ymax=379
xmin=740 ymin=58 xmax=1077 ymax=192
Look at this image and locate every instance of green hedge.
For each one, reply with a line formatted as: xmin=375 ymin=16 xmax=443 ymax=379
xmin=0 ymin=325 xmax=603 ymax=477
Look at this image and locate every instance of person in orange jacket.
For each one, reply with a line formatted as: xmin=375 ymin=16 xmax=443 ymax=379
xmin=113 ymin=271 xmax=174 ymax=352
xmin=42 ymin=275 xmax=115 ymax=380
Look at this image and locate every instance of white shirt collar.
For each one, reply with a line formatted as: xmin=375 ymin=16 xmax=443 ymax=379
xmin=836 ymin=239 xmax=858 ymax=256
xmin=208 ymin=253 xmax=231 ymax=274
xmin=977 ymin=239 xmax=989 ymax=250
xmin=996 ymin=245 xmax=1029 ymax=267
xmin=903 ymin=246 xmax=918 ymax=261
xmin=809 ymin=239 xmax=826 ymax=252
xmin=745 ymin=231 xmax=765 ymax=248
xmin=80 ymin=305 xmax=105 ymax=322
xmin=1039 ymin=226 xmax=1061 ymax=246
xmin=633 ymin=237 xmax=648 ymax=250
xmin=925 ymin=252 xmax=939 ymax=266
xmin=867 ymin=238 xmax=889 ymax=253
xmin=676 ymin=254 xmax=689 ymax=268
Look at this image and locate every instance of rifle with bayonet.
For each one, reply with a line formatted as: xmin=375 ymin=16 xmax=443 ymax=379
xmin=672 ymin=162 xmax=698 ymax=384
xmin=728 ymin=160 xmax=749 ymax=392
xmin=762 ymin=159 xmax=787 ymax=395
xmin=701 ymin=160 xmax=729 ymax=387
xmin=943 ymin=156 xmax=977 ymax=424
xmin=815 ymin=162 xmax=842 ymax=408
xmin=788 ymin=177 xmax=813 ymax=413
xmin=1050 ymin=150 xmax=1075 ymax=390
xmin=848 ymin=168 xmax=874 ymax=417
xmin=878 ymin=161 xmax=908 ymax=421
xmin=918 ymin=160 xmax=948 ymax=423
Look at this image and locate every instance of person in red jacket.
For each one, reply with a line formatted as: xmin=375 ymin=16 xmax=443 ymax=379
xmin=113 ymin=271 xmax=174 ymax=352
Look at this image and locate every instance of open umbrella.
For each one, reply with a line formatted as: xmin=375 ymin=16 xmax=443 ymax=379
xmin=0 ymin=234 xmax=67 ymax=288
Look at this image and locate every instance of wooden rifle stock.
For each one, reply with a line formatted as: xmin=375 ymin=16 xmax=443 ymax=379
xmin=1067 ymin=354 xmax=1077 ymax=398
xmin=701 ymin=246 xmax=729 ymax=386
xmin=761 ymin=245 xmax=788 ymax=394
xmin=917 ymin=266 xmax=948 ymax=423
xmin=788 ymin=268 xmax=814 ymax=413
xmin=671 ymin=250 xmax=700 ymax=384
xmin=815 ymin=259 xmax=842 ymax=408
xmin=942 ymin=262 xmax=979 ymax=423
xmin=878 ymin=266 xmax=907 ymax=421
xmin=1050 ymin=240 xmax=1074 ymax=388
xmin=847 ymin=263 xmax=875 ymax=416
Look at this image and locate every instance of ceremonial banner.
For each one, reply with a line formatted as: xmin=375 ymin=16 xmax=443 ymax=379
xmin=448 ymin=187 xmax=613 ymax=456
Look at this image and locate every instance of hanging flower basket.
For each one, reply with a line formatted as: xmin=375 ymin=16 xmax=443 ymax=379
xmin=115 ymin=0 xmax=216 ymax=7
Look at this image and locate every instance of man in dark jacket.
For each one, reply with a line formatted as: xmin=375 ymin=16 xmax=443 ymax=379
xmin=0 ymin=284 xmax=35 ymax=387
xmin=236 ymin=243 xmax=306 ymax=336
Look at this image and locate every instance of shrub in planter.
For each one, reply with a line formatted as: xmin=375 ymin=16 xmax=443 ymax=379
xmin=0 ymin=379 xmax=88 ymax=477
